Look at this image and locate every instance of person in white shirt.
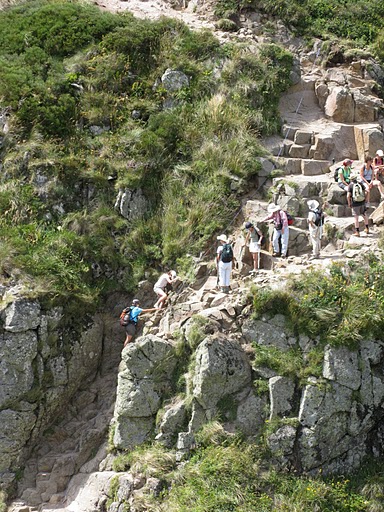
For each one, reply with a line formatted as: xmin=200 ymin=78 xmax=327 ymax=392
xmin=153 ymin=270 xmax=177 ymax=309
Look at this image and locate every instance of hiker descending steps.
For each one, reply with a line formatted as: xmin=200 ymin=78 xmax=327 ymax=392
xmin=261 ymin=204 xmax=290 ymax=259
xmin=307 ymin=200 xmax=325 ymax=260
xmin=244 ymin=221 xmax=263 ymax=273
xmin=347 ymin=171 xmax=369 ymax=237
xmin=216 ymin=234 xmax=233 ymax=293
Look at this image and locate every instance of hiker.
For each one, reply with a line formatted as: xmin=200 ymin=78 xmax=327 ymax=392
xmin=216 ymin=234 xmax=233 ymax=293
xmin=122 ymin=299 xmax=157 ymax=347
xmin=337 ymin=159 xmax=352 ymax=191
xmin=374 ymin=149 xmax=384 ymax=178
xmin=260 ymin=204 xmax=289 ymax=259
xmin=244 ymin=221 xmax=263 ymax=273
xmin=307 ymin=200 xmax=324 ymax=260
xmin=347 ymin=171 xmax=369 ymax=237
xmin=359 ymin=156 xmax=384 ymax=206
xmin=153 ymin=270 xmax=177 ymax=309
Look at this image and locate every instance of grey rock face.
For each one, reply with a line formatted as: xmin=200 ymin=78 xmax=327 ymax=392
xmin=161 ymin=69 xmax=189 ymax=92
xmin=269 ymin=376 xmax=296 ymax=419
xmin=113 ymin=335 xmax=176 ymax=450
xmin=114 ymin=188 xmax=148 ymax=221
xmin=242 ymin=317 xmax=292 ymax=351
xmin=192 ymin=336 xmax=252 ymax=413
xmin=3 ymin=300 xmax=41 ymax=332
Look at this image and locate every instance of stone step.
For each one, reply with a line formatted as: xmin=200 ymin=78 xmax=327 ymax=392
xmin=301 ymin=159 xmax=330 ymax=176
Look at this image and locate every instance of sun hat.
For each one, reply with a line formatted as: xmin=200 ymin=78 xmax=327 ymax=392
xmin=343 ymin=159 xmax=353 ymax=166
xmin=132 ymin=298 xmax=140 ymax=305
xmin=350 ymin=169 xmax=359 ymax=180
xmin=244 ymin=221 xmax=253 ymax=229
xmin=267 ymin=203 xmax=281 ymax=213
xmin=307 ymin=200 xmax=319 ymax=211
xmin=217 ymin=234 xmax=228 ymax=243
xmin=376 ymin=149 xmax=384 ymax=157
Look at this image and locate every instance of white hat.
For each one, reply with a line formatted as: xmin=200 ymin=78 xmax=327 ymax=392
xmin=217 ymin=234 xmax=228 ymax=243
xmin=267 ymin=203 xmax=281 ymax=213
xmin=376 ymin=149 xmax=384 ymax=157
xmin=350 ymin=170 xmax=359 ymax=180
xmin=170 ymin=270 xmax=177 ymax=278
xmin=307 ymin=200 xmax=319 ymax=211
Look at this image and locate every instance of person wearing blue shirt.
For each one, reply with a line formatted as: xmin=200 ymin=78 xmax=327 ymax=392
xmin=124 ymin=299 xmax=157 ymax=347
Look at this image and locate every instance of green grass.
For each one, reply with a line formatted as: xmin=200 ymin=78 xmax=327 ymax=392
xmin=251 ymin=255 xmax=384 ymax=348
xmin=126 ymin=438 xmax=380 ymax=511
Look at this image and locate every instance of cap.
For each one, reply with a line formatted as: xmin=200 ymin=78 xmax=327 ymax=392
xmin=170 ymin=270 xmax=177 ymax=278
xmin=376 ymin=149 xmax=384 ymax=157
xmin=132 ymin=299 xmax=140 ymax=305
xmin=244 ymin=221 xmax=253 ymax=229
xmin=343 ymin=159 xmax=353 ymax=166
xmin=217 ymin=234 xmax=228 ymax=243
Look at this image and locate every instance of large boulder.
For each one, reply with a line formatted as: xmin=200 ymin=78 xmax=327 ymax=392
xmin=113 ymin=335 xmax=177 ymax=450
xmin=192 ymin=336 xmax=252 ymax=415
xmin=114 ymin=188 xmax=148 ymax=221
xmin=324 ymin=86 xmax=355 ymax=123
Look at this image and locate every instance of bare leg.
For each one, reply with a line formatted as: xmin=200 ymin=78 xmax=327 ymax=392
xmin=124 ymin=334 xmax=133 ymax=347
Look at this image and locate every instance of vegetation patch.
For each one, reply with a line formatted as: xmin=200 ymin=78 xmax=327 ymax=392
xmin=252 ymin=255 xmax=384 ymax=348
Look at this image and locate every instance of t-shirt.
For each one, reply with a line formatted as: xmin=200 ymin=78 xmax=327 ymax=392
xmin=154 ymin=274 xmax=169 ymax=290
xmin=348 ymin=182 xmax=365 ymax=207
xmin=249 ymin=227 xmax=261 ymax=243
xmin=130 ymin=306 xmax=143 ymax=324
xmin=338 ymin=166 xmax=351 ymax=183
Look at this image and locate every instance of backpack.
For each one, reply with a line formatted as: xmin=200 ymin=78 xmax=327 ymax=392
xmin=285 ymin=211 xmax=294 ymax=226
xmin=221 ymin=243 xmax=233 ymax=263
xmin=333 ymin=167 xmax=342 ymax=182
xmin=313 ymin=208 xmax=325 ymax=227
xmin=120 ymin=306 xmax=133 ymax=327
xmin=352 ymin=182 xmax=365 ymax=202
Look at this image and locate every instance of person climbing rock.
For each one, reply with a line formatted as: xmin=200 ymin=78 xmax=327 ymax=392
xmin=337 ymin=159 xmax=352 ymax=191
xmin=216 ymin=234 xmax=233 ymax=293
xmin=244 ymin=221 xmax=263 ymax=273
xmin=261 ymin=204 xmax=289 ymax=259
xmin=122 ymin=299 xmax=157 ymax=347
xmin=307 ymin=200 xmax=325 ymax=259
xmin=347 ymin=171 xmax=369 ymax=237
xmin=153 ymin=270 xmax=177 ymax=309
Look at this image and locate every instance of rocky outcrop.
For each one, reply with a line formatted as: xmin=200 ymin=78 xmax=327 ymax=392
xmin=0 ymin=290 xmax=105 ymax=490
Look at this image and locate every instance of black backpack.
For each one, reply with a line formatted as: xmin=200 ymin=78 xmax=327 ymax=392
xmin=313 ymin=208 xmax=325 ymax=227
xmin=221 ymin=243 xmax=233 ymax=263
xmin=333 ymin=167 xmax=342 ymax=182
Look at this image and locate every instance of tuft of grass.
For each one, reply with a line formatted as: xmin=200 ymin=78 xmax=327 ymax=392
xmin=114 ymin=444 xmax=176 ymax=478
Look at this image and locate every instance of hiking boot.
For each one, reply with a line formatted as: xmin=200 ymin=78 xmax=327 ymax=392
xmin=365 ymin=227 xmax=369 ymax=234
xmin=353 ymin=231 xmax=360 ymax=237
xmin=272 ymin=252 xmax=280 ymax=257
xmin=281 ymin=254 xmax=287 ymax=259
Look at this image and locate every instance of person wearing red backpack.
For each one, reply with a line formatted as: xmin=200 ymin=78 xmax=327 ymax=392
xmin=122 ymin=299 xmax=158 ymax=347
xmin=261 ymin=204 xmax=289 ymax=259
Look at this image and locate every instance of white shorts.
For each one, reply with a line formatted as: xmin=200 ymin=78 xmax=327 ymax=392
xmin=249 ymin=242 xmax=261 ymax=253
xmin=154 ymin=287 xmax=165 ymax=295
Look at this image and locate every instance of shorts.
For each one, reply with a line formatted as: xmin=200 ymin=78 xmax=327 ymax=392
xmin=125 ymin=323 xmax=137 ymax=336
xmin=154 ymin=286 xmax=164 ymax=296
xmin=249 ymin=242 xmax=261 ymax=253
xmin=351 ymin=204 xmax=366 ymax=216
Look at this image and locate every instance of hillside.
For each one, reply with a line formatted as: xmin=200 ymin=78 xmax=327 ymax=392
xmin=1 ymin=0 xmax=384 ymax=511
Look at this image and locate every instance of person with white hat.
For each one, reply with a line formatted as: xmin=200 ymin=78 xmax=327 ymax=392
xmin=307 ymin=200 xmax=324 ymax=259
xmin=374 ymin=149 xmax=384 ymax=179
xmin=153 ymin=270 xmax=177 ymax=309
xmin=261 ymin=204 xmax=289 ymax=258
xmin=347 ymin=170 xmax=369 ymax=237
xmin=216 ymin=234 xmax=233 ymax=293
